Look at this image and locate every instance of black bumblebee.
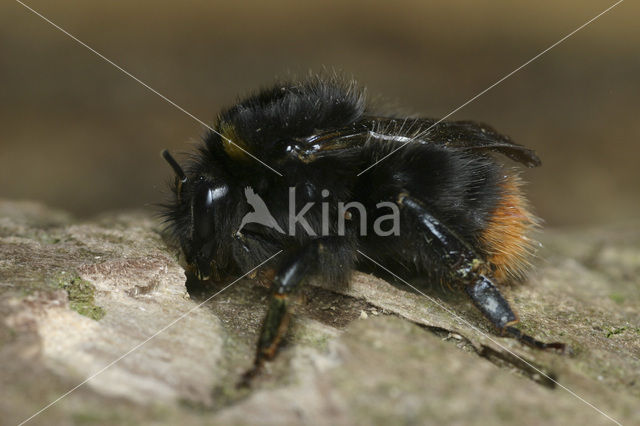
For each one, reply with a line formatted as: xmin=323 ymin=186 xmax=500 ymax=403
xmin=161 ymin=74 xmax=564 ymax=383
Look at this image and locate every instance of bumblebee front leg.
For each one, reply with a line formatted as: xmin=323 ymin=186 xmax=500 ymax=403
xmin=239 ymin=242 xmax=316 ymax=386
xmin=398 ymin=194 xmax=565 ymax=351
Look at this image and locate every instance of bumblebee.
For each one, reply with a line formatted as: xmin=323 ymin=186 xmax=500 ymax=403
xmin=161 ymin=74 xmax=564 ymax=382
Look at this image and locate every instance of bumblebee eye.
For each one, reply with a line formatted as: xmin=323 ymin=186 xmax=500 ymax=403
xmin=192 ymin=181 xmax=229 ymax=242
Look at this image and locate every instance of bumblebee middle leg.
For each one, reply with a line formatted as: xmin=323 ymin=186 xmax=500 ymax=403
xmin=398 ymin=194 xmax=565 ymax=351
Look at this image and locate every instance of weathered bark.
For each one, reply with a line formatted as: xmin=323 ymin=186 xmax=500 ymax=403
xmin=1 ymin=200 xmax=638 ymax=425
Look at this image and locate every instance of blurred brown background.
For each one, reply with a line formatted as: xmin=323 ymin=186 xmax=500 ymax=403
xmin=1 ymin=0 xmax=638 ymax=226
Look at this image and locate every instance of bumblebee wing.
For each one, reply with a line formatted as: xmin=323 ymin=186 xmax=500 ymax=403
xmin=289 ymin=127 xmax=369 ymax=162
xmin=361 ymin=116 xmax=541 ymax=168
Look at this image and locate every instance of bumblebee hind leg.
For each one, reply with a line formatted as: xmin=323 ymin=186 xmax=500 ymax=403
xmin=398 ymin=194 xmax=565 ymax=352
xmin=466 ymin=275 xmax=565 ymax=351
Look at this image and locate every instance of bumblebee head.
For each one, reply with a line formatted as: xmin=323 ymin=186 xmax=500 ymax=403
xmin=162 ymin=149 xmax=231 ymax=281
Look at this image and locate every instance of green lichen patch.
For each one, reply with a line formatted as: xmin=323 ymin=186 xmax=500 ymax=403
xmin=608 ymin=293 xmax=625 ymax=304
xmin=290 ymin=319 xmax=333 ymax=350
xmin=53 ymin=273 xmax=105 ymax=321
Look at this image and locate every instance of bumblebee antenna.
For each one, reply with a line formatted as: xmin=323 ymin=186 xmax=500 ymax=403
xmin=161 ymin=149 xmax=187 ymax=183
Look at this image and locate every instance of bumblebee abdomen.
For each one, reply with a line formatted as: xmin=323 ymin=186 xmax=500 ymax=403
xmin=480 ymin=174 xmax=540 ymax=282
